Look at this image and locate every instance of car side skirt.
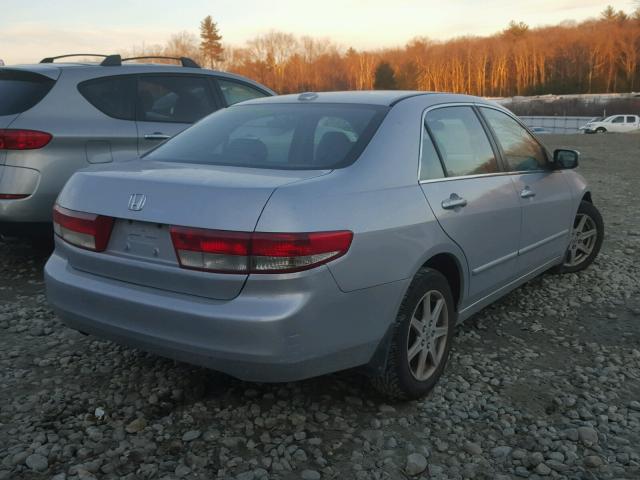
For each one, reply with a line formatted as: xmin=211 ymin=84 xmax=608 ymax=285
xmin=458 ymin=255 xmax=564 ymax=322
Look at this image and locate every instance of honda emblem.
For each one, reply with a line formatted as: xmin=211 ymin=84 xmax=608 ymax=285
xmin=128 ymin=194 xmax=146 ymax=211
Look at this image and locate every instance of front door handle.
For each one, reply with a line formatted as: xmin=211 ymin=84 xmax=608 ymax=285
xmin=441 ymin=193 xmax=467 ymax=210
xmin=520 ymin=187 xmax=536 ymax=199
xmin=144 ymin=133 xmax=171 ymax=141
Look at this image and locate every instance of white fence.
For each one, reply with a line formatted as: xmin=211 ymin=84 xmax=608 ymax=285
xmin=519 ymin=116 xmax=593 ymax=134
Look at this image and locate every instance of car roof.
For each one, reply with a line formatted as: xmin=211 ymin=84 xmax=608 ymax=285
xmin=2 ymin=62 xmax=276 ymax=93
xmin=239 ymin=90 xmax=490 ymax=107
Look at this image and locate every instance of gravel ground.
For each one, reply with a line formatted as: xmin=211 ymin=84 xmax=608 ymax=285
xmin=1 ymin=134 xmax=639 ymax=480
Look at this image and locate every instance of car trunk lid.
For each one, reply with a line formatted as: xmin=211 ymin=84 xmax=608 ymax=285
xmin=56 ymin=160 xmax=329 ymax=300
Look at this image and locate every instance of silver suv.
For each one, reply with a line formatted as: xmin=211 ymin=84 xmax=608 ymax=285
xmin=0 ymin=54 xmax=274 ymax=237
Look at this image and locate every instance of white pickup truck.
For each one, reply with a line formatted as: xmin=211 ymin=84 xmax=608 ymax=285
xmin=583 ymin=115 xmax=640 ymax=134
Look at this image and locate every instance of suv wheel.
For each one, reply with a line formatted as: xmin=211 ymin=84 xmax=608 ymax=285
xmin=554 ymin=201 xmax=604 ymax=274
xmin=371 ymin=268 xmax=455 ymax=400
xmin=595 ymin=127 xmax=607 ymax=133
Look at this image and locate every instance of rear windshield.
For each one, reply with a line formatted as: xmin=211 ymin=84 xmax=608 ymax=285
xmin=0 ymin=70 xmax=55 ymax=115
xmin=145 ymin=103 xmax=388 ymax=170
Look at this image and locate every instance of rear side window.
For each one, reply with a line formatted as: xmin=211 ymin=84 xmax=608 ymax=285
xmin=419 ymin=128 xmax=445 ymax=181
xmin=218 ymin=79 xmax=268 ymax=106
xmin=0 ymin=70 xmax=55 ymax=115
xmin=480 ymin=107 xmax=548 ymax=172
xmin=78 ymin=76 xmax=136 ymax=120
xmin=145 ymin=103 xmax=388 ymax=170
xmin=426 ymin=106 xmax=498 ymax=177
xmin=137 ymin=75 xmax=217 ymax=124
xmin=627 ymin=116 xmax=636 ymax=123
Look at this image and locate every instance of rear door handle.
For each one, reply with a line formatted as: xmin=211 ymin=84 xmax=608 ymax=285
xmin=520 ymin=187 xmax=536 ymax=199
xmin=144 ymin=133 xmax=171 ymax=141
xmin=441 ymin=193 xmax=467 ymax=210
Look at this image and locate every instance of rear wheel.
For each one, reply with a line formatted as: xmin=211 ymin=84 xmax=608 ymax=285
xmin=371 ymin=268 xmax=455 ymax=400
xmin=554 ymin=201 xmax=604 ymax=274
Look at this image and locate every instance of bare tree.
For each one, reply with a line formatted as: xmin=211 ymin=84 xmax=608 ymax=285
xmin=138 ymin=8 xmax=640 ymax=95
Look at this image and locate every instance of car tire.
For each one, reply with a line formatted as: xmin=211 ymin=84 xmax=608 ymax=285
xmin=371 ymin=268 xmax=456 ymax=400
xmin=595 ymin=127 xmax=607 ymax=134
xmin=552 ymin=201 xmax=604 ymax=274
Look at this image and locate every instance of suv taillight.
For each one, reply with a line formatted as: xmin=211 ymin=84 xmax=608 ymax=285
xmin=170 ymin=227 xmax=353 ymax=274
xmin=52 ymin=204 xmax=114 ymax=252
xmin=0 ymin=129 xmax=52 ymax=150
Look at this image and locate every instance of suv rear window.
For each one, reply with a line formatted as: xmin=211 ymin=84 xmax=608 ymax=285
xmin=78 ymin=76 xmax=136 ymax=120
xmin=145 ymin=103 xmax=388 ymax=170
xmin=0 ymin=70 xmax=55 ymax=115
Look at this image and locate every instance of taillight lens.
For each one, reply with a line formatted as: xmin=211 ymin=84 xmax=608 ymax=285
xmin=170 ymin=228 xmax=251 ymax=273
xmin=170 ymin=227 xmax=353 ymax=274
xmin=52 ymin=204 xmax=114 ymax=252
xmin=0 ymin=129 xmax=52 ymax=150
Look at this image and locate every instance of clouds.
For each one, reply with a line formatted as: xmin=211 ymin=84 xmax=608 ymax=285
xmin=0 ymin=23 xmax=169 ymax=64
xmin=0 ymin=0 xmax=632 ymax=65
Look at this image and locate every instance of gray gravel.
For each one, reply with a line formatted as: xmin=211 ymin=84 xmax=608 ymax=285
xmin=1 ymin=133 xmax=639 ymax=479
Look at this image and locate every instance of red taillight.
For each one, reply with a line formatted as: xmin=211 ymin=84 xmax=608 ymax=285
xmin=170 ymin=227 xmax=353 ymax=274
xmin=0 ymin=193 xmax=29 ymax=199
xmin=52 ymin=204 xmax=114 ymax=252
xmin=0 ymin=129 xmax=52 ymax=150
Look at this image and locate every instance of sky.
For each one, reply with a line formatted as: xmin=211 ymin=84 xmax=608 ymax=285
xmin=0 ymin=0 xmax=634 ymax=65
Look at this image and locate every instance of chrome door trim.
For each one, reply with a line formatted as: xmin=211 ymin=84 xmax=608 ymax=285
xmin=419 ymin=168 xmax=562 ymax=185
xmin=470 ymin=229 xmax=569 ymax=276
xmin=418 ymin=102 xmax=476 ymax=182
xmin=418 ymin=101 xmax=556 ymax=184
xmin=518 ymin=229 xmax=569 ymax=255
xmin=471 ymin=251 xmax=518 ymax=276
xmin=459 ymin=255 xmax=563 ymax=321
xmin=421 ymin=170 xmax=533 ymax=185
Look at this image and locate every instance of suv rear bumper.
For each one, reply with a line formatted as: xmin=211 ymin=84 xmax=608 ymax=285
xmin=45 ymin=249 xmax=408 ymax=382
xmin=0 ymin=164 xmax=56 ymax=224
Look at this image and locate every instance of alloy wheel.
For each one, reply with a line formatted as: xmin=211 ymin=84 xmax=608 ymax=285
xmin=564 ymin=213 xmax=598 ymax=268
xmin=406 ymin=290 xmax=449 ymax=381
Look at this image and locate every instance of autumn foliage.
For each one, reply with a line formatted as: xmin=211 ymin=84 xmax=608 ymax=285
xmin=132 ymin=6 xmax=640 ymax=96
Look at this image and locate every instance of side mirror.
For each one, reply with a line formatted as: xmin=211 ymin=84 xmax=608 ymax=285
xmin=553 ymin=149 xmax=579 ymax=169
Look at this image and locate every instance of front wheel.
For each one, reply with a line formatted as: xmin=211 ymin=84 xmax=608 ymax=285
xmin=371 ymin=268 xmax=456 ymax=400
xmin=554 ymin=201 xmax=604 ymax=274
xmin=595 ymin=127 xmax=607 ymax=134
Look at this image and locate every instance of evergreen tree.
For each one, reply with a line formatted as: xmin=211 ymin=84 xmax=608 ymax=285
xmin=373 ymin=61 xmax=397 ymax=89
xmin=200 ymin=16 xmax=224 ymax=68
xmin=504 ymin=20 xmax=529 ymax=38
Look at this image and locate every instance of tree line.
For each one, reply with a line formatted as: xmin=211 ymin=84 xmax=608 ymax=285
xmin=128 ymin=6 xmax=640 ymax=96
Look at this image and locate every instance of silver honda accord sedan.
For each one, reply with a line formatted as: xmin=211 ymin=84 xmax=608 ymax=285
xmin=45 ymin=91 xmax=604 ymax=399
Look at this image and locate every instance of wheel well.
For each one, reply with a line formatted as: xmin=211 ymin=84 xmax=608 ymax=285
xmin=423 ymin=254 xmax=462 ymax=309
xmin=582 ymin=192 xmax=593 ymax=204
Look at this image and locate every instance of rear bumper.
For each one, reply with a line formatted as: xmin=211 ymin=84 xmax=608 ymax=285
xmin=45 ymin=249 xmax=409 ymax=382
xmin=0 ymin=164 xmax=56 ymax=224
